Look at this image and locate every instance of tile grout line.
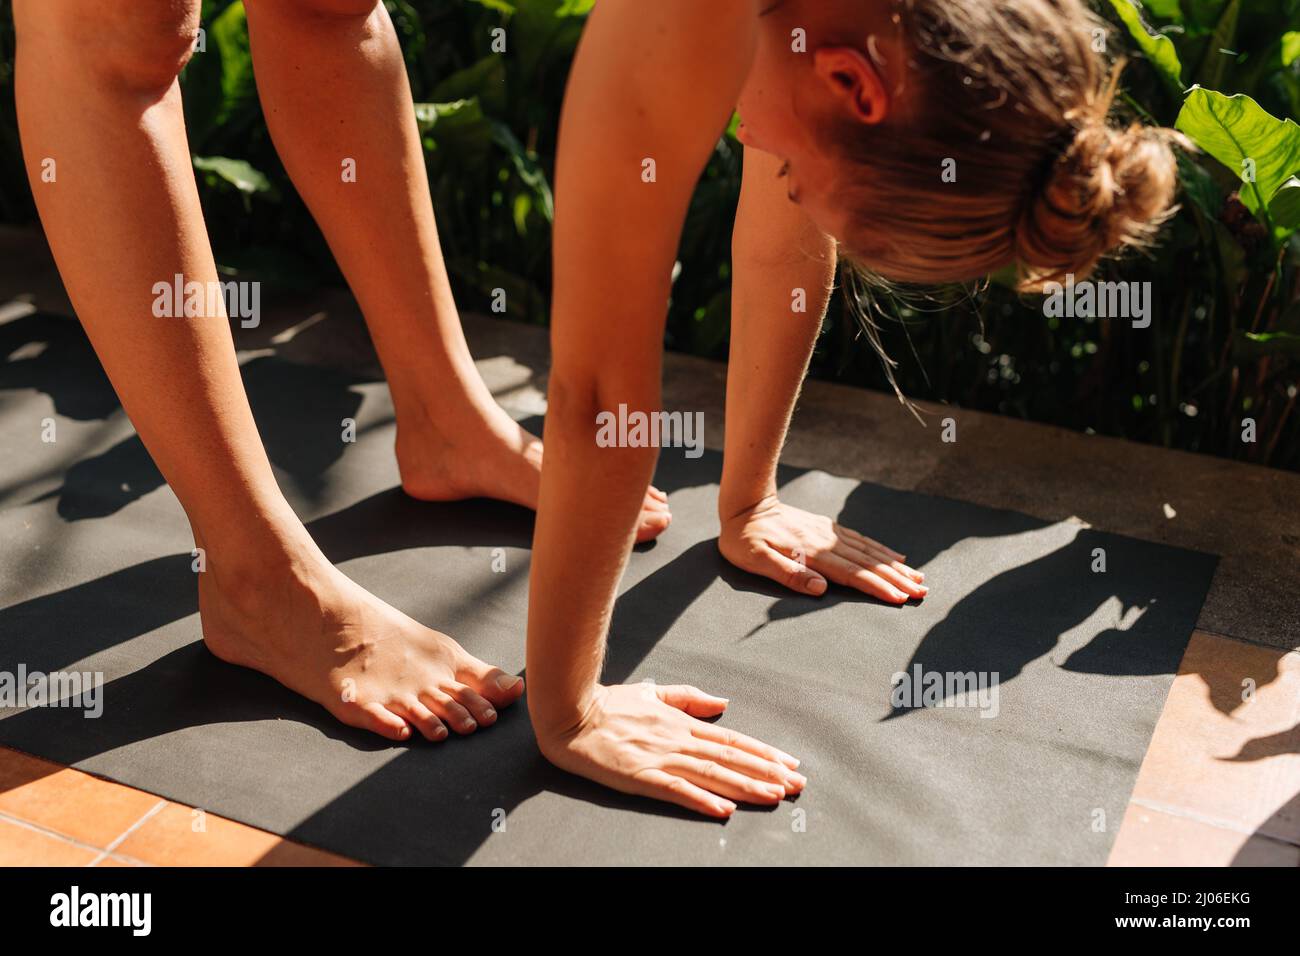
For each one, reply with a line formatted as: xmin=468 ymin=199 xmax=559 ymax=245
xmin=86 ymin=800 xmax=167 ymax=867
xmin=1129 ymin=797 xmax=1300 ymax=849
xmin=0 ymin=809 xmax=112 ymax=858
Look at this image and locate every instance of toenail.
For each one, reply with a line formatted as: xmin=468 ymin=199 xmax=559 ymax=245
xmin=462 ymin=718 xmax=476 ymax=730
xmin=484 ymin=708 xmax=497 ymax=720
xmin=496 ymin=675 xmax=522 ymax=691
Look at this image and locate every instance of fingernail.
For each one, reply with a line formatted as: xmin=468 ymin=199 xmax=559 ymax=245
xmin=767 ymin=784 xmax=786 ymax=799
xmin=808 ymin=577 xmax=827 ymax=595
xmin=496 ymin=674 xmax=522 ymax=691
xmin=718 ymin=801 xmax=736 ymax=815
xmin=789 ymin=772 xmax=807 ymax=788
xmin=779 ymin=752 xmax=800 ymax=768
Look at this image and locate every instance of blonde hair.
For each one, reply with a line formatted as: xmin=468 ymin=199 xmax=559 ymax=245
xmin=835 ymin=0 xmax=1188 ymax=293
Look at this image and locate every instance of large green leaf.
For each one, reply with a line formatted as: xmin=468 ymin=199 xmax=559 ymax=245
xmin=513 ymin=0 xmax=594 ymax=82
xmin=1143 ymin=0 xmax=1184 ymax=20
xmin=1268 ymin=177 xmax=1300 ymax=230
xmin=431 ymin=55 xmax=508 ymax=116
xmin=182 ymin=1 xmax=257 ymax=152
xmin=414 ymin=98 xmax=494 ymax=164
xmin=489 ymin=121 xmax=554 ymax=222
xmin=192 ymin=156 xmax=278 ymax=199
xmin=1175 ymin=88 xmax=1300 ymax=221
xmin=1193 ymin=0 xmax=1241 ymax=91
xmin=1106 ymin=0 xmax=1184 ymax=93
xmin=1282 ymin=32 xmax=1300 ymax=67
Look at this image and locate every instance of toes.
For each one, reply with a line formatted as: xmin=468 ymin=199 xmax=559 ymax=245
xmin=647 ymin=485 xmax=669 ymax=504
xmin=449 ymin=682 xmax=498 ymax=726
xmin=346 ymin=702 xmax=413 ymax=742
xmin=389 ymin=698 xmax=449 ymax=743
xmin=457 ymin=660 xmax=525 ymax=708
xmin=636 ymin=508 xmax=672 ymax=543
xmin=421 ymin=689 xmax=478 ymax=735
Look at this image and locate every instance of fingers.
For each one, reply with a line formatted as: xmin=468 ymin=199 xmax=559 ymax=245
xmin=686 ymin=738 xmax=806 ymax=794
xmin=755 ymin=542 xmax=828 ymax=596
xmin=633 ymin=768 xmax=735 ymax=818
xmin=690 ymin=720 xmax=801 ymax=771
xmin=831 ymin=541 xmax=928 ymax=600
xmin=654 ymin=683 xmax=729 ymax=718
xmin=850 ymin=537 xmax=925 ymax=583
xmin=664 ymin=754 xmax=789 ymax=805
xmin=816 ymin=551 xmax=916 ymax=604
xmin=834 ymin=523 xmax=907 ymax=564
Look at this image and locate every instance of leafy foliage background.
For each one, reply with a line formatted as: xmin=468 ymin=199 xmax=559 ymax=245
xmin=0 ymin=0 xmax=1296 ymax=470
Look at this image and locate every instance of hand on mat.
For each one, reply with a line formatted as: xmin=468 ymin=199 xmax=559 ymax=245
xmin=536 ymin=682 xmax=805 ymax=818
xmin=719 ymin=494 xmax=927 ymax=603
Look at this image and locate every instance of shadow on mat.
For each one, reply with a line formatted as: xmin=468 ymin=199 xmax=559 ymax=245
xmin=0 ymin=339 xmax=1216 ymax=863
xmin=2 ymin=315 xmax=370 ymax=517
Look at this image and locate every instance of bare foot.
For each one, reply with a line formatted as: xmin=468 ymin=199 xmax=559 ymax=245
xmin=199 ymin=546 xmax=524 ymax=741
xmin=395 ymin=405 xmax=672 ymax=543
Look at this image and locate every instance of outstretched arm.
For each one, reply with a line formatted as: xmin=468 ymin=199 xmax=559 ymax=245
xmin=718 ymin=146 xmax=928 ymax=603
xmin=528 ymin=0 xmax=804 ymax=817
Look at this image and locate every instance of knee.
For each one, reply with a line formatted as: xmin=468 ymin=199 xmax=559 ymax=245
xmin=21 ymin=0 xmax=201 ymax=94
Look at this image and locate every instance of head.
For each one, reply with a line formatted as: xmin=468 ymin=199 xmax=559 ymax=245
xmin=737 ymin=0 xmax=1186 ymax=291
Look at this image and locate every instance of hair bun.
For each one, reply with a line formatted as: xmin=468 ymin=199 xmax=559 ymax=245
xmin=1015 ymin=119 xmax=1183 ymax=291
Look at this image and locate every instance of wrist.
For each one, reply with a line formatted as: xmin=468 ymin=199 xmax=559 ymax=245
xmin=528 ymin=681 xmax=600 ymax=745
xmin=718 ymin=481 xmax=778 ymax=522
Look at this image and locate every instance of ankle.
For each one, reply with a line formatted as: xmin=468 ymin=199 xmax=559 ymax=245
xmin=194 ymin=511 xmax=327 ymax=598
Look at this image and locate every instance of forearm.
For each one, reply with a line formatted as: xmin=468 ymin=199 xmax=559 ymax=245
xmin=527 ymin=0 xmax=757 ymax=738
xmin=527 ymin=370 xmax=661 ymax=736
xmin=720 ymin=148 xmax=836 ymax=518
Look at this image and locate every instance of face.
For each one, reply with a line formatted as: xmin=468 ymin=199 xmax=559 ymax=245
xmin=736 ymin=28 xmax=853 ymax=240
xmin=737 ymin=2 xmax=901 ymax=243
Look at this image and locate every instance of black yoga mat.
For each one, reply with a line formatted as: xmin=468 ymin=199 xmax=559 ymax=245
xmin=0 ymin=324 xmax=1217 ymax=865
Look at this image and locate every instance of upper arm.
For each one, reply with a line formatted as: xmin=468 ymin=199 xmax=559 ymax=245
xmin=550 ymin=0 xmax=759 ymax=392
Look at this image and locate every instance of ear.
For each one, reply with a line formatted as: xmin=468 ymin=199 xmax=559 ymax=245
xmin=812 ymin=46 xmax=890 ymax=126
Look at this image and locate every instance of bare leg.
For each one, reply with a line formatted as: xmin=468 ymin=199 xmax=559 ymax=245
xmin=242 ymin=0 xmax=670 ymax=540
xmin=14 ymin=0 xmax=523 ymax=741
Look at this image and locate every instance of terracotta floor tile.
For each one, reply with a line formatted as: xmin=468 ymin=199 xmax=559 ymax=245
xmin=0 ymin=748 xmax=165 ymax=848
xmin=115 ymin=801 xmax=359 ymax=867
xmin=1126 ymin=631 xmax=1300 ymax=844
xmin=92 ymin=855 xmax=147 ymax=867
xmin=1109 ymin=803 xmax=1300 ymax=867
xmin=0 ymin=816 xmax=100 ymax=866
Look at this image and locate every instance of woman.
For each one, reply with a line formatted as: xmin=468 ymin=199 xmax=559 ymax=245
xmin=15 ymin=0 xmax=924 ymax=746
xmin=528 ymin=0 xmax=1182 ymax=816
xmin=12 ymin=0 xmax=680 ymax=741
